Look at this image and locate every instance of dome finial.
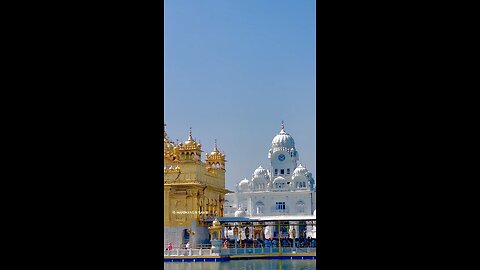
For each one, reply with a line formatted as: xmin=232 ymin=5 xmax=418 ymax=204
xmin=188 ymin=127 xmax=193 ymax=140
xmin=281 ymin=120 xmax=285 ymax=131
xmin=213 ymin=139 xmax=219 ymax=152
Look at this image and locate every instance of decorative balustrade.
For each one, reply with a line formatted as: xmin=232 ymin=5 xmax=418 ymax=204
xmin=164 ymin=247 xmax=316 ymax=256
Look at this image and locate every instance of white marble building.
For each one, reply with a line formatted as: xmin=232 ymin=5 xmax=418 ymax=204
xmin=224 ymin=122 xmax=316 ymax=239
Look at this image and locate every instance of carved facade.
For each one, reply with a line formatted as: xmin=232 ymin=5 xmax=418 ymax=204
xmin=164 ymin=125 xmax=230 ymax=248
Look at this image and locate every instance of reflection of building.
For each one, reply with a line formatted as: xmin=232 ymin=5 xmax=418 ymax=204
xmin=224 ymin=122 xmax=316 ymax=238
xmin=164 ymin=125 xmax=231 ymax=248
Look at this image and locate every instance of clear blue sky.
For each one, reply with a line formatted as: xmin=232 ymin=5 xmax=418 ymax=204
xmin=164 ymin=0 xmax=316 ymax=191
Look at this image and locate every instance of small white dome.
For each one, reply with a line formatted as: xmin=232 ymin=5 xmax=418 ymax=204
xmin=293 ymin=164 xmax=309 ymax=178
xmin=273 ymin=176 xmax=286 ymax=184
xmin=237 ymin=178 xmax=250 ymax=191
xmin=234 ymin=207 xmax=246 ymax=217
xmin=272 ymin=176 xmax=288 ymax=189
xmin=253 ymin=165 xmax=268 ymax=178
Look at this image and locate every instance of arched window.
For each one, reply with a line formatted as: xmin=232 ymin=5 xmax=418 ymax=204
xmin=255 ymin=201 xmax=264 ymax=214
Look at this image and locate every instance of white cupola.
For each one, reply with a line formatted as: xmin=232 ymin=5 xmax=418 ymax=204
xmin=234 ymin=207 xmax=246 ymax=217
xmin=293 ymin=164 xmax=308 ymax=178
xmin=268 ymin=121 xmax=299 ymax=180
xmin=237 ymin=178 xmax=250 ymax=192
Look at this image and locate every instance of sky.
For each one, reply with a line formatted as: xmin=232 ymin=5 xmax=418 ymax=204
xmin=164 ymin=0 xmax=316 ymax=191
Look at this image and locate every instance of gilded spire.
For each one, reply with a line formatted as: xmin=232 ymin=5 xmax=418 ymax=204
xmin=213 ymin=139 xmax=219 ymax=152
xmin=188 ymin=127 xmax=193 ymax=141
xmin=183 ymin=127 xmax=197 ymax=146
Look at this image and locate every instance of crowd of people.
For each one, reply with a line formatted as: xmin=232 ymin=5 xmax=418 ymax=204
xmin=220 ymin=237 xmax=316 ymax=248
xmin=166 ymin=237 xmax=316 ymax=251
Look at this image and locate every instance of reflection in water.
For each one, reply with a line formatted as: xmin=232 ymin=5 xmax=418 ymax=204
xmin=164 ymin=259 xmax=316 ymax=270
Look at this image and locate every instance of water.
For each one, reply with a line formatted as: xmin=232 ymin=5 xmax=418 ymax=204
xmin=164 ymin=259 xmax=317 ymax=270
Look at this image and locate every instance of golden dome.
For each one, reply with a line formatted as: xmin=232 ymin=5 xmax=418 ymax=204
xmin=184 ymin=139 xmax=195 ymax=146
xmin=210 ymin=139 xmax=220 ymax=155
xmin=184 ymin=127 xmax=196 ymax=146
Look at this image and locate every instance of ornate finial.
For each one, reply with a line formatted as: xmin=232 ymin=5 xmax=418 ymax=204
xmin=281 ymin=120 xmax=285 ymax=131
xmin=213 ymin=139 xmax=219 ymax=152
xmin=188 ymin=127 xmax=193 ymax=141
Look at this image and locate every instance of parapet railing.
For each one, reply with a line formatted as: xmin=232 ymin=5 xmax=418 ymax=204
xmin=164 ymin=247 xmax=316 ymax=256
xmin=164 ymin=248 xmax=215 ymax=256
xmin=219 ymin=247 xmax=316 ymax=256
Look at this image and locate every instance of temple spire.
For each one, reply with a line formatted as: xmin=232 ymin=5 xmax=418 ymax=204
xmin=188 ymin=127 xmax=193 ymax=141
xmin=213 ymin=139 xmax=218 ymax=152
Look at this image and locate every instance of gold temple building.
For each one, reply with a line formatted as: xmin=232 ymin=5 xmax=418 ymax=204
xmin=164 ymin=125 xmax=231 ymax=248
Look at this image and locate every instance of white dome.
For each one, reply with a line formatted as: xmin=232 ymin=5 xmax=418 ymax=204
xmin=293 ymin=164 xmax=309 ymax=178
xmin=237 ymin=178 xmax=250 ymax=191
xmin=273 ymin=176 xmax=286 ymax=184
xmin=272 ymin=128 xmax=295 ymax=149
xmin=234 ymin=207 xmax=246 ymax=217
xmin=253 ymin=166 xmax=268 ymax=178
xmin=272 ymin=176 xmax=288 ymax=189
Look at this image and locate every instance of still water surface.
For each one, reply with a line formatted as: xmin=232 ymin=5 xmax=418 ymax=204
xmin=164 ymin=259 xmax=316 ymax=270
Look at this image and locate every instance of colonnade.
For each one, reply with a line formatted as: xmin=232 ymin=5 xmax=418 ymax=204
xmin=217 ymin=220 xmax=316 ymax=248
